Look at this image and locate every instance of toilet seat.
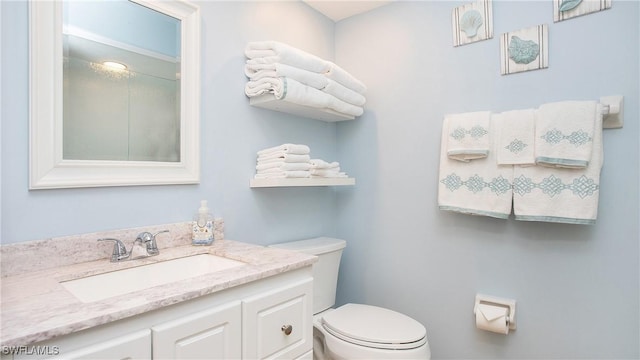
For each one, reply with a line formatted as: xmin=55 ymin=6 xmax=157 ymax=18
xmin=321 ymin=303 xmax=427 ymax=350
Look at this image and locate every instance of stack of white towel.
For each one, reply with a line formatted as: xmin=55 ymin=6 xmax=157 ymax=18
xmin=244 ymin=41 xmax=366 ymax=118
xmin=255 ymin=144 xmax=349 ymax=179
xmin=255 ymin=144 xmax=312 ymax=179
xmin=310 ymin=159 xmax=347 ymax=178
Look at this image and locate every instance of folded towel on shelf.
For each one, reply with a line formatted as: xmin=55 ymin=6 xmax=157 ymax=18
xmin=280 ymin=77 xmax=364 ymax=117
xmin=513 ymin=105 xmax=603 ymax=224
xmin=310 ymin=159 xmax=340 ymax=169
xmin=256 ymin=162 xmax=312 ymax=172
xmin=245 ymin=77 xmax=281 ymax=97
xmin=245 ymin=62 xmax=329 ymax=90
xmin=245 ymin=77 xmax=363 ymax=117
xmin=535 ymin=101 xmax=598 ymax=169
xmin=445 ymin=111 xmax=492 ymax=162
xmin=257 ymin=154 xmax=311 ymax=164
xmin=323 ymin=79 xmax=366 ymax=106
xmin=257 ymin=143 xmax=310 ymax=156
xmin=325 ymin=61 xmax=367 ymax=94
xmin=245 ymin=41 xmax=331 ymax=74
xmin=495 ymin=109 xmax=536 ymax=165
xmin=254 ymin=171 xmax=311 ymax=179
xmin=438 ymin=114 xmax=513 ymax=219
xmin=310 ymin=169 xmax=346 ymax=177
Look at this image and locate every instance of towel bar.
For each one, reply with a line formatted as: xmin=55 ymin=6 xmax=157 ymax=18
xmin=600 ymin=95 xmax=623 ymax=129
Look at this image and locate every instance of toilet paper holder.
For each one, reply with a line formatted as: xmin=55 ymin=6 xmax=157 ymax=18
xmin=473 ymin=294 xmax=517 ymax=331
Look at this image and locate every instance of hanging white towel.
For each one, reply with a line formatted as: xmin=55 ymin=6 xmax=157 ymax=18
xmin=513 ymin=105 xmax=603 ymax=225
xmin=445 ymin=111 xmax=492 ymax=162
xmin=495 ymin=109 xmax=536 ymax=165
xmin=257 ymin=143 xmax=310 ymax=156
xmin=325 ymin=61 xmax=367 ymax=94
xmin=438 ymin=114 xmax=513 ymax=219
xmin=535 ymin=101 xmax=598 ymax=169
xmin=245 ymin=62 xmax=329 ymax=90
xmin=245 ymin=41 xmax=331 ymax=74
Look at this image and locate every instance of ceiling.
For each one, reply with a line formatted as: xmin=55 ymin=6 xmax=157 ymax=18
xmin=303 ymin=0 xmax=394 ymax=22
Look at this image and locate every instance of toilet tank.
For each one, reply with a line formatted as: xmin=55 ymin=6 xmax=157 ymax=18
xmin=269 ymin=237 xmax=346 ymax=314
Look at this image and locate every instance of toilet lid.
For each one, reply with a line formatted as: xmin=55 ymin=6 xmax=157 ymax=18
xmin=321 ymin=303 xmax=427 ymax=350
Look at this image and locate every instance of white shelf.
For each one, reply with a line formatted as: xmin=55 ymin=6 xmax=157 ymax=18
xmin=250 ymin=177 xmax=356 ymax=188
xmin=249 ymin=94 xmax=356 ymax=122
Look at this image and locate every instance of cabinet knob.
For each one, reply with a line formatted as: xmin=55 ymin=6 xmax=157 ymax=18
xmin=281 ymin=324 xmax=293 ymax=335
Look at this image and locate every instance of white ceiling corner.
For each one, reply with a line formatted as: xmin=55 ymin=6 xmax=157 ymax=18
xmin=303 ymin=0 xmax=394 ymax=22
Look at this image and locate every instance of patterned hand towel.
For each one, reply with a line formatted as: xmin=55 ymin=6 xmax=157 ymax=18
xmin=535 ymin=101 xmax=598 ymax=168
xmin=495 ymin=109 xmax=536 ymax=165
xmin=445 ymin=111 xmax=492 ymax=162
xmin=513 ymin=105 xmax=603 ymax=225
xmin=438 ymin=114 xmax=513 ymax=219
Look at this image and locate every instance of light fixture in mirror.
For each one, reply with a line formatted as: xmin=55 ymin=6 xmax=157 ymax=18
xmin=29 ymin=0 xmax=200 ymax=189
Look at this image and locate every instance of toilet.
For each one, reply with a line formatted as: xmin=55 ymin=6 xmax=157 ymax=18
xmin=270 ymin=237 xmax=431 ymax=360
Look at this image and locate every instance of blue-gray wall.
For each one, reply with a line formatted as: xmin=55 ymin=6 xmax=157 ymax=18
xmin=1 ymin=1 xmax=638 ymax=358
xmin=335 ymin=1 xmax=639 ymax=358
xmin=1 ymin=0 xmax=338 ymax=244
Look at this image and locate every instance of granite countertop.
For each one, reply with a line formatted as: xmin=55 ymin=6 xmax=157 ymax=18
xmin=0 ymin=238 xmax=316 ymax=347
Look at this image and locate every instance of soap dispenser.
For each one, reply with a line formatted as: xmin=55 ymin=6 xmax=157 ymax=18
xmin=192 ymin=200 xmax=214 ymax=245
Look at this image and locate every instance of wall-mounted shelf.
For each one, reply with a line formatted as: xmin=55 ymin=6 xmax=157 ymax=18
xmin=250 ymin=177 xmax=356 ymax=188
xmin=249 ymin=94 xmax=356 ymax=122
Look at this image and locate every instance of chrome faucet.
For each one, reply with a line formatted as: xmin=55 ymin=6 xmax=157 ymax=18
xmin=98 ymin=230 xmax=169 ymax=262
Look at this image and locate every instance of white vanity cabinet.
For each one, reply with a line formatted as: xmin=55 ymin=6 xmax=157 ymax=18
xmin=6 ymin=268 xmax=312 ymax=360
xmin=152 ymin=301 xmax=242 ymax=359
xmin=43 ymin=329 xmax=151 ymax=360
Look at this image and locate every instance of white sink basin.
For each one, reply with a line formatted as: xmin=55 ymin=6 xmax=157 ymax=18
xmin=61 ymin=254 xmax=246 ymax=303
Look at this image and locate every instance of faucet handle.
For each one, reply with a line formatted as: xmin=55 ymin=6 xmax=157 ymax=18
xmin=98 ymin=238 xmax=130 ymax=262
xmin=138 ymin=230 xmax=169 ymax=256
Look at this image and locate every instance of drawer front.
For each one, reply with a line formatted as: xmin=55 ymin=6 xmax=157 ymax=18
xmin=243 ymin=278 xmax=313 ymax=360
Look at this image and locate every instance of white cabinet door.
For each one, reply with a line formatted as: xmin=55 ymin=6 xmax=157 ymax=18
xmin=44 ymin=329 xmax=151 ymax=360
xmin=152 ymin=301 xmax=242 ymax=360
xmin=294 ymin=350 xmax=313 ymax=360
xmin=242 ymin=278 xmax=313 ymax=360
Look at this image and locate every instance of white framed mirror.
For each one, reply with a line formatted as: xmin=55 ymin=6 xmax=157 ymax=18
xmin=29 ymin=0 xmax=200 ymax=189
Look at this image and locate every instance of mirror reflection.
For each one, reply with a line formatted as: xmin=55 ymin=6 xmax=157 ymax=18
xmin=62 ymin=0 xmax=181 ymax=162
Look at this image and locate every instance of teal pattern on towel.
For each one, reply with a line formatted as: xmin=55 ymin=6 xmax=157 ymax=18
xmin=513 ymin=174 xmax=599 ymax=198
xmin=540 ymin=128 xmax=592 ymax=146
xmin=450 ymin=126 xmax=488 ymax=141
xmin=505 ymin=138 xmax=528 ymax=154
xmin=441 ymin=173 xmax=512 ymax=195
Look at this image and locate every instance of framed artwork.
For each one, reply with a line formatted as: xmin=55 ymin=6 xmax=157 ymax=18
xmin=452 ymin=0 xmax=493 ymax=47
xmin=554 ymin=0 xmax=612 ymax=22
xmin=500 ymin=24 xmax=549 ymax=75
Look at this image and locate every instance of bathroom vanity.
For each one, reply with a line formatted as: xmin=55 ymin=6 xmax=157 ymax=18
xmin=0 ymin=226 xmax=316 ymax=360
